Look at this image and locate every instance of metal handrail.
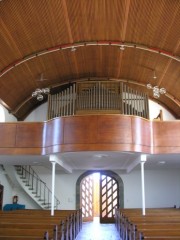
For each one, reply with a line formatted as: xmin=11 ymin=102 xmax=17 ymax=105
xmin=16 ymin=165 xmax=60 ymax=209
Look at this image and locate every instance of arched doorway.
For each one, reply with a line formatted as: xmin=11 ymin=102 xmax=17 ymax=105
xmin=76 ymin=170 xmax=124 ymax=223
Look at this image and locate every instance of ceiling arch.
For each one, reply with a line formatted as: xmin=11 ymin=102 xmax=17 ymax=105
xmin=0 ymin=0 xmax=179 ymax=120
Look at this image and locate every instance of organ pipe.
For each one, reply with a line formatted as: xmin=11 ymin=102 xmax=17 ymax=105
xmin=47 ymin=81 xmax=149 ymax=120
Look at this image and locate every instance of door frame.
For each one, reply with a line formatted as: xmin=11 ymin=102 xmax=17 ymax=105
xmin=0 ymin=184 xmax=4 ymax=210
xmin=76 ymin=170 xmax=124 ymax=211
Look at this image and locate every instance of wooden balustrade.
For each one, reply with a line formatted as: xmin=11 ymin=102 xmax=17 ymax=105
xmin=0 ymin=115 xmax=179 ymax=155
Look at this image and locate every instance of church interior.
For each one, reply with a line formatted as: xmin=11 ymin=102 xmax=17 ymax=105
xmin=0 ymin=0 xmax=180 ymax=239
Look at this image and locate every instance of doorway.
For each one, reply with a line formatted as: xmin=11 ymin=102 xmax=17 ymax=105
xmin=76 ymin=170 xmax=124 ymax=223
xmin=0 ymin=184 xmax=4 ymax=210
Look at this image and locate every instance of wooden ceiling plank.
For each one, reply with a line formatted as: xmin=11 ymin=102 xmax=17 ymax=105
xmin=122 ymin=0 xmax=131 ymax=41
xmin=158 ymin=39 xmax=180 ymax=87
xmin=61 ymin=0 xmax=74 ymax=43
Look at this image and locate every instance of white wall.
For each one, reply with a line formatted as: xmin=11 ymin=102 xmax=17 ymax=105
xmin=11 ymin=186 xmax=40 ymax=209
xmin=24 ymin=103 xmax=48 ymax=122
xmin=0 ymin=105 xmax=17 ymax=122
xmin=0 ymin=103 xmax=47 ymax=123
xmin=0 ymin=169 xmax=39 ymax=209
xmin=34 ymin=166 xmax=80 ymax=210
xmin=121 ymin=169 xmax=180 ymax=208
xmin=0 ymin=172 xmax=13 ymax=207
xmin=34 ymin=167 xmax=180 ymax=210
xmin=1 ymin=165 xmax=180 ymax=210
xmin=149 ymin=100 xmax=175 ymax=120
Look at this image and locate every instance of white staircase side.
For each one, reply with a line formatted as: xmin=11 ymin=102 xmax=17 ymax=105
xmin=4 ymin=165 xmax=50 ymax=209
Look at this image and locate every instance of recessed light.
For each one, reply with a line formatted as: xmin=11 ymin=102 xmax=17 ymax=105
xmin=94 ymin=154 xmax=108 ymax=158
xmin=158 ymin=161 xmax=166 ymax=164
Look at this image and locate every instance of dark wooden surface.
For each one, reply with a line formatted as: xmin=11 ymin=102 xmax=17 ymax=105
xmin=0 ymin=115 xmax=179 ymax=155
xmin=0 ymin=185 xmax=3 ymax=211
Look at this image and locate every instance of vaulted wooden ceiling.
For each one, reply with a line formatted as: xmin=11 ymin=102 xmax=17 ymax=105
xmin=0 ymin=0 xmax=180 ymax=120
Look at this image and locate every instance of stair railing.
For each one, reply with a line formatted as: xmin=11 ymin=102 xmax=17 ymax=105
xmin=16 ymin=165 xmax=60 ymax=209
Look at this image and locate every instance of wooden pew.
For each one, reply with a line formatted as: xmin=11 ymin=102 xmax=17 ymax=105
xmin=0 ymin=209 xmax=82 ymax=240
xmin=139 ymin=229 xmax=180 ymax=240
xmin=115 ymin=208 xmax=180 ymax=240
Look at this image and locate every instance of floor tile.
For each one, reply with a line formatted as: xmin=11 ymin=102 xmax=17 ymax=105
xmin=76 ymin=218 xmax=120 ymax=240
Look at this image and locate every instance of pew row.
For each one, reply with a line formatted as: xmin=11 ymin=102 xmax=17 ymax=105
xmin=115 ymin=208 xmax=180 ymax=240
xmin=0 ymin=209 xmax=82 ymax=240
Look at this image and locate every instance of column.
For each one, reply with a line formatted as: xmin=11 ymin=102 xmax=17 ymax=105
xmin=141 ymin=154 xmax=146 ymax=215
xmin=50 ymin=160 xmax=56 ymax=216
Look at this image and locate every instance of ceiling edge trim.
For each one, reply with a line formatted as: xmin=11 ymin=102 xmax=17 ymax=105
xmin=0 ymin=41 xmax=179 ymax=78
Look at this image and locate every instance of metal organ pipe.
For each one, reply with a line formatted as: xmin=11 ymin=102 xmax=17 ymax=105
xmin=47 ymin=81 xmax=149 ymax=120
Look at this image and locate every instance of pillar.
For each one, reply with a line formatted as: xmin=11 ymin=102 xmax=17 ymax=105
xmin=141 ymin=154 xmax=146 ymax=215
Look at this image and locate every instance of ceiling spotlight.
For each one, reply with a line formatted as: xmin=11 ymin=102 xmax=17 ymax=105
xmin=32 ymin=88 xmax=50 ymax=101
xmin=120 ymin=45 xmax=125 ymax=50
xmin=71 ymin=47 xmax=77 ymax=52
xmin=146 ymin=84 xmax=166 ymax=99
xmin=153 ymin=70 xmax=157 ymax=79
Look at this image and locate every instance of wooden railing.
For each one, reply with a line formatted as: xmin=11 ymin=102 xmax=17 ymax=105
xmin=0 ymin=116 xmax=179 ymax=155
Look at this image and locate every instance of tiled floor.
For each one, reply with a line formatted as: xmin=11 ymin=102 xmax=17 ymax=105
xmin=76 ymin=217 xmax=121 ymax=240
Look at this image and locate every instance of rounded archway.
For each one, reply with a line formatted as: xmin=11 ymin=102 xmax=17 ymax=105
xmin=76 ymin=170 xmax=124 ymax=222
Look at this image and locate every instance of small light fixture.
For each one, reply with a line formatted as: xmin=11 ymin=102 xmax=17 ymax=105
xmin=153 ymin=70 xmax=157 ymax=79
xmin=147 ymin=84 xmax=166 ymax=99
xmin=32 ymin=88 xmax=50 ymax=101
xmin=158 ymin=161 xmax=166 ymax=165
xmin=120 ymin=45 xmax=125 ymax=50
xmin=71 ymin=47 xmax=77 ymax=52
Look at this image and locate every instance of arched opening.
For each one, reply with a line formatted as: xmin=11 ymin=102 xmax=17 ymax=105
xmin=76 ymin=170 xmax=124 ymax=223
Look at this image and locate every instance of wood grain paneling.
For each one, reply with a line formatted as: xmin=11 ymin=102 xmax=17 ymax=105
xmin=44 ymin=118 xmax=64 ymax=147
xmin=131 ymin=117 xmax=151 ymax=147
xmin=16 ymin=123 xmax=44 ymax=148
xmin=64 ymin=115 xmax=98 ymax=144
xmin=0 ymin=116 xmax=179 ymax=155
xmin=0 ymin=123 xmax=16 ymax=147
xmin=97 ymin=115 xmax=132 ymax=144
xmin=153 ymin=121 xmax=180 ymax=147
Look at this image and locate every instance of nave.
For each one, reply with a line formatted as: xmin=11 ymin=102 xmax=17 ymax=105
xmin=76 ymin=217 xmax=120 ymax=240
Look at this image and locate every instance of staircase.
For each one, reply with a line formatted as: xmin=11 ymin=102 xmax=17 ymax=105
xmin=14 ymin=165 xmax=60 ymax=209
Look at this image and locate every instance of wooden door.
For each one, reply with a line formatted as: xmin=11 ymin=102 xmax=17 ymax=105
xmin=100 ymin=174 xmax=119 ymax=223
xmin=0 ymin=184 xmax=4 ymax=210
xmin=80 ymin=175 xmax=94 ymax=222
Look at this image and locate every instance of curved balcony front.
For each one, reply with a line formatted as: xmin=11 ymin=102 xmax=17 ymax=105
xmin=0 ymin=115 xmax=179 ymax=155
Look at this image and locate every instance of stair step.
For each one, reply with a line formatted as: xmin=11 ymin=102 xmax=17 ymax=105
xmin=15 ymin=167 xmax=21 ymax=171
xmin=14 ymin=166 xmax=60 ymax=210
